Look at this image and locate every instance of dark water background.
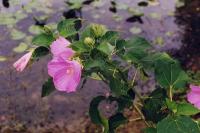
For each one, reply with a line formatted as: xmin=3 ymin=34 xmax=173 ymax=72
xmin=0 ymin=0 xmax=199 ymax=132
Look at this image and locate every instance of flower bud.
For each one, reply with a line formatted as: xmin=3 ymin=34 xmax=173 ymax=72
xmin=84 ymin=37 xmax=95 ymax=45
xmin=91 ymin=24 xmax=107 ymax=38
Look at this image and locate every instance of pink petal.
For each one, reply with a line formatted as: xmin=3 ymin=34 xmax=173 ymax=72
xmin=13 ymin=51 xmax=33 ymax=72
xmin=47 ymin=59 xmax=67 ymax=77
xmin=187 ymin=92 xmax=200 ymax=104
xmin=190 ymin=85 xmax=200 ymax=92
xmin=52 ymin=60 xmax=82 ymax=93
xmin=50 ymin=37 xmax=72 ymax=57
xmin=194 ymin=102 xmax=200 ymax=109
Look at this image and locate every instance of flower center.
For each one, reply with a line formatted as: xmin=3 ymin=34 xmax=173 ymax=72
xmin=66 ymin=68 xmax=73 ymax=75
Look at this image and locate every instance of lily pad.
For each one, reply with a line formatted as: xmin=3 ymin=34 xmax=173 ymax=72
xmin=10 ymin=29 xmax=26 ymax=40
xmin=28 ymin=25 xmax=43 ymax=35
xmin=154 ymin=37 xmax=164 ymax=45
xmin=129 ymin=27 xmax=142 ymax=34
xmin=0 ymin=56 xmax=7 ymax=62
xmin=13 ymin=42 xmax=28 ymax=53
xmin=149 ymin=12 xmax=161 ymax=20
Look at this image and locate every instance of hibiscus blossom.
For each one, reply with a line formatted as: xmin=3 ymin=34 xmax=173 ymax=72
xmin=50 ymin=36 xmax=74 ymax=60
xmin=187 ymin=85 xmax=200 ymax=109
xmin=48 ymin=37 xmax=82 ymax=93
xmin=13 ymin=51 xmax=33 ymax=72
xmin=48 ymin=58 xmax=81 ymax=92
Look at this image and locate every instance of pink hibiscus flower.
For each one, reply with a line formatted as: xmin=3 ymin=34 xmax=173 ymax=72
xmin=48 ymin=36 xmax=82 ymax=93
xmin=48 ymin=57 xmax=82 ymax=93
xmin=13 ymin=51 xmax=33 ymax=72
xmin=187 ymin=85 xmax=200 ymax=109
xmin=50 ymin=36 xmax=74 ymax=60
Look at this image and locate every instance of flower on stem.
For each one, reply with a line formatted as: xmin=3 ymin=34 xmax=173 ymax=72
xmin=187 ymin=85 xmax=200 ymax=109
xmin=13 ymin=50 xmax=33 ymax=72
xmin=48 ymin=36 xmax=82 ymax=93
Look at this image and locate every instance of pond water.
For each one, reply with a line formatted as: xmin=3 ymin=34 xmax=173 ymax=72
xmin=0 ymin=0 xmax=199 ymax=132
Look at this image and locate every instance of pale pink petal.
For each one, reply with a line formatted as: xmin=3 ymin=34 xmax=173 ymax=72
xmin=57 ymin=49 xmax=75 ymax=60
xmin=187 ymin=92 xmax=200 ymax=104
xmin=190 ymin=85 xmax=200 ymax=92
xmin=52 ymin=60 xmax=82 ymax=93
xmin=13 ymin=51 xmax=33 ymax=72
xmin=50 ymin=37 xmax=72 ymax=57
xmin=194 ymin=102 xmax=200 ymax=109
xmin=47 ymin=59 xmax=67 ymax=77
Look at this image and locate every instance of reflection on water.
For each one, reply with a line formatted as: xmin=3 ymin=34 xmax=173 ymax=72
xmin=0 ymin=0 xmax=198 ymax=132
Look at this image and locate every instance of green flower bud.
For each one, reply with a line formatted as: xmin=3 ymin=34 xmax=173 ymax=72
xmin=91 ymin=24 xmax=107 ymax=38
xmin=84 ymin=37 xmax=95 ymax=45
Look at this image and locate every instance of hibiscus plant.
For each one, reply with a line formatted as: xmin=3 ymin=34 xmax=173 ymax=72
xmin=13 ymin=19 xmax=200 ymax=133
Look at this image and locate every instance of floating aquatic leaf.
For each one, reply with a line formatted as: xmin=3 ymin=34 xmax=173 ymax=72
xmin=148 ymin=0 xmax=160 ymax=6
xmin=175 ymin=0 xmax=185 ymax=8
xmin=165 ymin=31 xmax=174 ymax=37
xmin=154 ymin=37 xmax=164 ymax=45
xmin=129 ymin=26 xmax=142 ymax=34
xmin=10 ymin=29 xmax=26 ymax=40
xmin=45 ymin=23 xmax=57 ymax=30
xmin=28 ymin=25 xmax=43 ymax=35
xmin=149 ymin=12 xmax=161 ymax=20
xmin=0 ymin=56 xmax=7 ymax=62
xmin=14 ymin=10 xmax=27 ymax=21
xmin=112 ymin=14 xmax=123 ymax=22
xmin=13 ymin=43 xmax=28 ymax=53
xmin=127 ymin=8 xmax=144 ymax=16
xmin=0 ymin=13 xmax=17 ymax=26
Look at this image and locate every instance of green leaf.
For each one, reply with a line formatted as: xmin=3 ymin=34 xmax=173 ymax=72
xmin=89 ymin=96 xmax=109 ymax=132
xmin=32 ymin=46 xmax=49 ymax=60
xmin=57 ymin=19 xmax=78 ymax=37
xmin=71 ymin=41 xmax=90 ymax=53
xmin=109 ymin=78 xmax=128 ymax=96
xmin=177 ymin=102 xmax=200 ymax=116
xmin=109 ymin=113 xmax=127 ymax=133
xmin=166 ymin=99 xmax=178 ymax=113
xmin=84 ymin=59 xmax=104 ymax=70
xmin=157 ymin=116 xmax=200 ymax=133
xmin=100 ymin=31 xmax=119 ymax=44
xmin=80 ymin=25 xmax=95 ymax=40
xmin=32 ymin=33 xmax=54 ymax=47
xmin=143 ymin=127 xmax=157 ymax=133
xmin=97 ymin=42 xmax=115 ymax=56
xmin=123 ymin=37 xmax=151 ymax=62
xmin=142 ymin=87 xmax=168 ymax=123
xmin=41 ymin=78 xmax=55 ymax=97
xmin=155 ymin=57 xmax=189 ymax=90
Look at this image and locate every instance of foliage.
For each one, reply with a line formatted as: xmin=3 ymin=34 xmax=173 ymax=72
xmin=22 ymin=18 xmax=199 ymax=133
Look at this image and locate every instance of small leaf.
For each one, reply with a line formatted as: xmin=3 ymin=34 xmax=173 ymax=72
xmin=177 ymin=102 xmax=200 ymax=116
xmin=41 ymin=78 xmax=55 ymax=97
xmin=32 ymin=46 xmax=49 ymax=60
xmin=97 ymin=42 xmax=115 ymax=56
xmin=32 ymin=33 xmax=54 ymax=47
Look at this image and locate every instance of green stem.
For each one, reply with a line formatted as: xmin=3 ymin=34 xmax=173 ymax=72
xmin=134 ymin=104 xmax=150 ymax=127
xmin=169 ymin=86 xmax=173 ymax=101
